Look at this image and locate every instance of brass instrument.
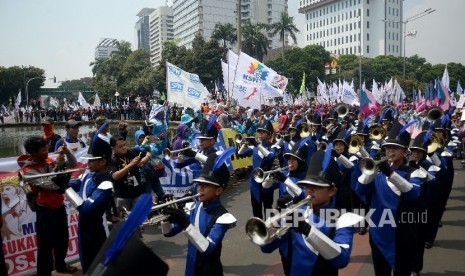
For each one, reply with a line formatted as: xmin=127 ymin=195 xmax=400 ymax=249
xmin=163 ymin=147 xmax=195 ymax=159
xmin=426 ymin=107 xmax=444 ymax=122
xmin=348 ymin=135 xmax=365 ymax=155
xmin=253 ymin=166 xmax=290 ymax=183
xmin=368 ymin=124 xmax=387 ymax=141
xmin=19 ymin=168 xmax=84 ymax=189
xmin=122 ymin=193 xmax=201 ymax=226
xmin=334 ymin=103 xmax=349 ymax=118
xmin=317 ymin=141 xmax=328 ymax=151
xmin=426 ymin=132 xmax=445 ymax=153
xmin=245 ymin=196 xmax=312 ymax=245
xmin=359 ymin=158 xmax=387 ymax=176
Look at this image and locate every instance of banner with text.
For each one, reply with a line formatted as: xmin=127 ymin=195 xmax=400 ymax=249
xmin=166 ymin=62 xmax=209 ymax=109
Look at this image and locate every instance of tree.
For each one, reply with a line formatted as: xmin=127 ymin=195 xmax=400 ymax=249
xmin=268 ymin=11 xmax=299 ymax=58
xmin=211 ymin=23 xmax=237 ymax=49
xmin=241 ymin=20 xmax=270 ymax=61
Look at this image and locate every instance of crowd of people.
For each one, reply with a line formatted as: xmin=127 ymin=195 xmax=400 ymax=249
xmin=1 ymin=95 xmax=463 ymax=275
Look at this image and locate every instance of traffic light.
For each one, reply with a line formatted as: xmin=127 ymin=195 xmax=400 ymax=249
xmin=53 ymin=76 xmax=56 ymax=83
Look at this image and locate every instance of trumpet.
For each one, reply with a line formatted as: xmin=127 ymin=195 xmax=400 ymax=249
xmin=245 ymin=196 xmax=312 ymax=245
xmin=426 ymin=132 xmax=445 ymax=153
xmin=317 ymin=141 xmax=328 ymax=151
xmin=163 ymin=147 xmax=195 ymax=159
xmin=126 ymin=193 xmax=201 ymax=226
xmin=368 ymin=124 xmax=387 ymax=141
xmin=18 ymin=168 xmax=84 ymax=189
xmin=253 ymin=166 xmax=290 ymax=183
xmin=359 ymin=157 xmax=387 ymax=176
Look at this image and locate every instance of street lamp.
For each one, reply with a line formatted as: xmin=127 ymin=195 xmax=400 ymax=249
xmin=25 ymin=77 xmax=45 ymax=106
xmin=403 ymin=30 xmax=417 ymax=79
xmin=358 ymin=14 xmax=362 ymax=93
xmin=383 ymin=7 xmax=435 ymax=79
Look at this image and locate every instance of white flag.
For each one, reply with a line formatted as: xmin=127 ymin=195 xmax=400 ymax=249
xmin=93 ymin=93 xmax=101 ymax=109
xmin=166 ymin=61 xmax=209 ymax=109
xmin=78 ymin=92 xmax=90 ymax=109
xmin=15 ymin=90 xmax=22 ymax=107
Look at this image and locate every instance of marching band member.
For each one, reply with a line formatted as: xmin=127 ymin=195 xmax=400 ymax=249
xmin=280 ymin=119 xmax=304 ymax=168
xmin=354 ymin=121 xmax=427 ymax=275
xmin=262 ymin=138 xmax=316 ymax=201
xmin=64 ymin=126 xmax=115 ymax=273
xmin=261 ymin=149 xmax=363 ymax=276
xmin=161 ymin=150 xmax=237 ymax=276
xmin=19 ymin=136 xmax=78 ymax=275
xmin=238 ymin=120 xmax=278 ymax=219
xmin=424 ymin=117 xmax=454 ymax=248
xmin=408 ymin=130 xmax=441 ymax=275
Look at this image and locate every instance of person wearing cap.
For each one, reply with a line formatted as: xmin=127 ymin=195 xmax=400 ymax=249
xmin=41 ymin=117 xmax=62 ymax=153
xmin=19 ymin=136 xmax=78 ymax=275
xmin=280 ymin=119 xmax=304 ymax=168
xmin=262 ymin=138 xmax=316 ymax=202
xmin=354 ymin=121 xmax=427 ymax=275
xmin=261 ymin=149 xmax=363 ymax=275
xmin=408 ymin=130 xmax=441 ymax=275
xmin=428 ymin=117 xmax=454 ymax=245
xmin=65 ymin=132 xmax=114 ymax=273
xmin=161 ymin=150 xmax=237 ymax=276
xmin=238 ymin=120 xmax=278 ymax=219
xmin=54 ymin=119 xmax=86 ymax=152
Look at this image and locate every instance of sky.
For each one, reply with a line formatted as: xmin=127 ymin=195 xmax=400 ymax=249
xmin=1 ymin=0 xmax=463 ymax=85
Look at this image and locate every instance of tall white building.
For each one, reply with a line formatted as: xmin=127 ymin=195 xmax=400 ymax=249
xmin=149 ymin=6 xmax=174 ymax=65
xmin=298 ymin=0 xmax=402 ymax=57
xmin=241 ymin=0 xmax=288 ymax=49
xmin=135 ymin=8 xmax=155 ymax=51
xmin=95 ymin=38 xmax=119 ymax=60
xmin=172 ymin=0 xmax=237 ymax=48
xmin=172 ymin=0 xmax=288 ymax=49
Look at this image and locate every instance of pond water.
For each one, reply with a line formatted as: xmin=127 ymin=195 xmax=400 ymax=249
xmin=0 ymin=124 xmax=176 ymax=158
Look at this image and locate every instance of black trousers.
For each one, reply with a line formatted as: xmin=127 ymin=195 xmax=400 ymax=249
xmin=250 ymin=190 xmax=274 ymax=219
xmin=35 ymin=205 xmax=69 ymax=276
xmin=0 ymin=233 xmax=7 ymax=276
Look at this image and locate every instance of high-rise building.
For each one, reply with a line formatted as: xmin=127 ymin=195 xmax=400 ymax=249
xmin=95 ymin=38 xmax=119 ymax=60
xmin=240 ymin=0 xmax=288 ymax=49
xmin=172 ymin=0 xmax=237 ymax=48
xmin=135 ymin=8 xmax=155 ymax=51
xmin=149 ymin=6 xmax=174 ymax=66
xmin=298 ymin=0 xmax=402 ymax=57
xmin=172 ymin=0 xmax=288 ymax=49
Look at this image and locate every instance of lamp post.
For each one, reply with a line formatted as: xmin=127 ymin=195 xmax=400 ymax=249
xmin=383 ymin=8 xmax=435 ymax=79
xmin=25 ymin=77 xmax=45 ymax=107
xmin=236 ymin=0 xmax=241 ymax=53
xmin=358 ymin=14 xmax=362 ymax=93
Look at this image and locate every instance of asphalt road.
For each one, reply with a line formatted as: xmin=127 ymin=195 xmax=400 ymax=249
xmin=53 ymin=160 xmax=465 ymax=276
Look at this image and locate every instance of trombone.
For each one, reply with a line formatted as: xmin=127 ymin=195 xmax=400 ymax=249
xmin=163 ymin=147 xmax=195 ymax=159
xmin=19 ymin=168 xmax=84 ymax=190
xmin=253 ymin=166 xmax=290 ymax=183
xmin=245 ymin=196 xmax=312 ymax=245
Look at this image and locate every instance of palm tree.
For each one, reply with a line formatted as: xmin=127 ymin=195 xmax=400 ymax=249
xmin=269 ymin=11 xmax=299 ymax=58
xmin=211 ymin=23 xmax=237 ymax=49
xmin=241 ymin=20 xmax=270 ymax=61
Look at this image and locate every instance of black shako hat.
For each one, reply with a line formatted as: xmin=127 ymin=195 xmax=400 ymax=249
xmin=198 ymin=115 xmax=221 ymax=139
xmin=193 ymin=148 xmax=235 ymax=187
xmin=409 ymin=130 xmax=431 ymax=153
xmin=257 ymin=120 xmax=274 ymax=134
xmin=297 ymin=146 xmax=340 ymax=187
xmin=82 ymin=122 xmax=112 ymax=162
xmin=382 ymin=121 xmax=414 ymax=149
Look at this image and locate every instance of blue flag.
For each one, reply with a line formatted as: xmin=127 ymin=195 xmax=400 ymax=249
xmin=457 ymin=80 xmax=463 ymax=95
